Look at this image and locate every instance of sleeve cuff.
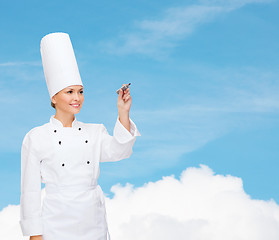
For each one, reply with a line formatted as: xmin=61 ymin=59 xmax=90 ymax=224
xmin=19 ymin=217 xmax=43 ymax=236
xmin=113 ymin=116 xmax=141 ymax=144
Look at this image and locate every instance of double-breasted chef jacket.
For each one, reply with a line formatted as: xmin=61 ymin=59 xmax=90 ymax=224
xmin=19 ymin=115 xmax=141 ymax=240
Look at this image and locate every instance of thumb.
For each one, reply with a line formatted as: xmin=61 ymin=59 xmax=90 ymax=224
xmin=118 ymin=88 xmax=123 ymax=99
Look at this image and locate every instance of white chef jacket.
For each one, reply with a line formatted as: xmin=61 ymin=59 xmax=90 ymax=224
xmin=19 ymin=115 xmax=141 ymax=240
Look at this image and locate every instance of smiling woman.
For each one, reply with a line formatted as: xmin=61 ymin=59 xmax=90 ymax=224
xmin=50 ymin=85 xmax=84 ymax=127
xmin=51 ymin=85 xmax=84 ymax=110
xmin=19 ymin=32 xmax=141 ymax=240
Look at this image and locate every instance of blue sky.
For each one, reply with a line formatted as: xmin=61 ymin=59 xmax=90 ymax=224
xmin=0 ymin=0 xmax=279 ymax=210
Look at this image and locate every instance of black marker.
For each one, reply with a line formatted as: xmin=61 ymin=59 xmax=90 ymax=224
xmin=116 ymin=83 xmax=131 ymax=94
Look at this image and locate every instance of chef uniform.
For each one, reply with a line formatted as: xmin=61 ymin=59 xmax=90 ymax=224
xmin=19 ymin=32 xmax=141 ymax=240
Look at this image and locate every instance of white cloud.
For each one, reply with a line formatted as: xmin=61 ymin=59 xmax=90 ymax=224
xmin=0 ymin=204 xmax=28 ymax=240
xmin=104 ymin=5 xmax=223 ymax=58
xmin=0 ymin=61 xmax=41 ymax=67
xmin=103 ymin=0 xmax=272 ymax=57
xmin=199 ymin=0 xmax=272 ymax=8
xmin=0 ymin=60 xmax=43 ymax=85
xmin=3 ymin=165 xmax=279 ymax=240
xmin=106 ymin=164 xmax=279 ymax=240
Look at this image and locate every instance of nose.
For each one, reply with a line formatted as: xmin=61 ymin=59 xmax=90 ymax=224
xmin=73 ymin=92 xmax=80 ymax=101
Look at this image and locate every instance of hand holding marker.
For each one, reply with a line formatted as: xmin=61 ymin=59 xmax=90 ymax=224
xmin=116 ymin=83 xmax=131 ymax=94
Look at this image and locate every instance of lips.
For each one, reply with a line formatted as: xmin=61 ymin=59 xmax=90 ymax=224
xmin=70 ymin=104 xmax=80 ymax=108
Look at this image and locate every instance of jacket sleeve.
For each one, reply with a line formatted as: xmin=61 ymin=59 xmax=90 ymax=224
xmin=19 ymin=131 xmax=43 ymax=236
xmin=100 ymin=115 xmax=141 ymax=162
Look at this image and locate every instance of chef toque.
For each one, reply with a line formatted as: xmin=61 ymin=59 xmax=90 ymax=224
xmin=40 ymin=32 xmax=83 ymax=99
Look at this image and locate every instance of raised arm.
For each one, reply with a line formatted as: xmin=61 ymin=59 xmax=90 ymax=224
xmin=19 ymin=131 xmax=43 ymax=237
xmin=100 ymin=115 xmax=141 ymax=162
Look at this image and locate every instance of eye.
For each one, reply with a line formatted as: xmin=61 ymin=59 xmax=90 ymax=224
xmin=80 ymin=90 xmax=83 ymax=94
xmin=67 ymin=90 xmax=73 ymax=94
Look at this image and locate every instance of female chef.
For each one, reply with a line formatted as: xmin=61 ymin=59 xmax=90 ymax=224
xmin=19 ymin=32 xmax=141 ymax=240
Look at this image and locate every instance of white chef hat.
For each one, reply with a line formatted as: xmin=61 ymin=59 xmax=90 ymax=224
xmin=40 ymin=32 xmax=83 ymax=99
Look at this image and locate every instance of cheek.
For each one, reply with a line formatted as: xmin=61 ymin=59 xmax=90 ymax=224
xmin=58 ymin=96 xmax=72 ymax=106
xmin=80 ymin=96 xmax=85 ymax=104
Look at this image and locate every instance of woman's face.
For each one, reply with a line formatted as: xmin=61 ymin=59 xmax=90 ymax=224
xmin=51 ymin=85 xmax=84 ymax=114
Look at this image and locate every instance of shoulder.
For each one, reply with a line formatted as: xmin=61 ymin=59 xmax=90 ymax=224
xmin=22 ymin=123 xmax=49 ymax=145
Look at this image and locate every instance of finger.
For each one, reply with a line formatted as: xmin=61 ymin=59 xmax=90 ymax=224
xmin=123 ymin=91 xmax=130 ymax=97
xmin=123 ymin=94 xmax=130 ymax=101
xmin=119 ymin=84 xmax=124 ymax=92
xmin=124 ymin=95 xmax=131 ymax=101
xmin=118 ymin=88 xmax=123 ymax=99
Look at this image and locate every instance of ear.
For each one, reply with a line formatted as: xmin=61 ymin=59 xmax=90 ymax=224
xmin=51 ymin=96 xmax=56 ymax=104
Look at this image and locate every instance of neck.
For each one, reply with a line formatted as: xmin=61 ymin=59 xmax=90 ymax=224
xmin=54 ymin=111 xmax=75 ymax=127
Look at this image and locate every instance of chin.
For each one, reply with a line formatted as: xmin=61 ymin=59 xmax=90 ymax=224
xmin=71 ymin=109 xmax=81 ymax=114
xmin=65 ymin=108 xmax=82 ymax=115
xmin=76 ymin=107 xmax=82 ymax=113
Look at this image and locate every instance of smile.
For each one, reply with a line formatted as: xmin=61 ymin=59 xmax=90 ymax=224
xmin=70 ymin=104 xmax=80 ymax=108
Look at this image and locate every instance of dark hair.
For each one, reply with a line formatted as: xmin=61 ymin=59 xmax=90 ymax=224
xmin=51 ymin=102 xmax=56 ymax=109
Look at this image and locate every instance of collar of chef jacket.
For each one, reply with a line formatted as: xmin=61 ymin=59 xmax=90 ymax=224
xmin=50 ymin=115 xmax=79 ymax=129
